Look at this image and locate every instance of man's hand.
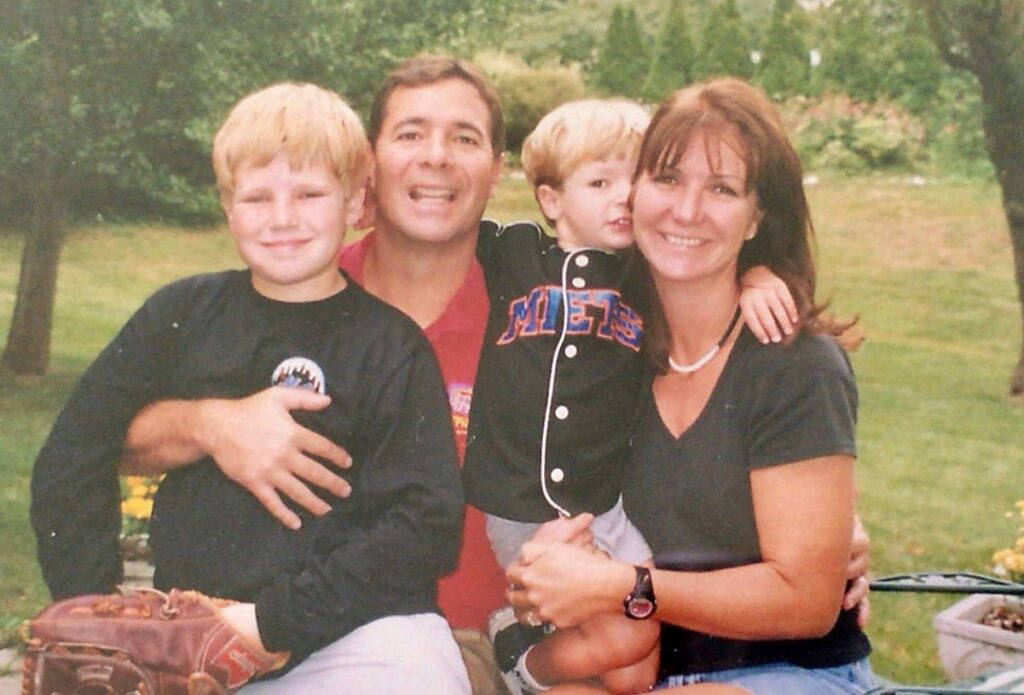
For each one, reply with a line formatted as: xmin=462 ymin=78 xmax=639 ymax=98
xmin=124 ymin=387 xmax=352 ymax=530
xmin=843 ymin=515 xmax=871 ymax=628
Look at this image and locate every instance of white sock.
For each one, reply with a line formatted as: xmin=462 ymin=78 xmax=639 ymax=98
xmin=514 ymin=646 xmax=549 ymax=692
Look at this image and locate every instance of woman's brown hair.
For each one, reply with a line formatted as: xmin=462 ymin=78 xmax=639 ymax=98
xmin=633 ymin=78 xmax=851 ymax=372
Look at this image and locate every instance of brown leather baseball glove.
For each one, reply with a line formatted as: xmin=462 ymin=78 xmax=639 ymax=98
xmin=21 ymin=587 xmax=289 ymax=695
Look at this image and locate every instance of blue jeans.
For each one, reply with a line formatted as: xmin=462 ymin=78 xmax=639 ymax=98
xmin=658 ymin=658 xmax=875 ymax=694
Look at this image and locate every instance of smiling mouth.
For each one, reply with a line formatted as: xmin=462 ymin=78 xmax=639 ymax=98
xmin=661 ymin=233 xmax=705 ymax=248
xmin=263 ymin=239 xmax=310 ymax=251
xmin=410 ymin=187 xmax=456 ymax=202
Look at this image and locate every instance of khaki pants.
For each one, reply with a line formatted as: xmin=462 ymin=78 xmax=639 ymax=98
xmin=454 ymin=628 xmax=513 ymax=695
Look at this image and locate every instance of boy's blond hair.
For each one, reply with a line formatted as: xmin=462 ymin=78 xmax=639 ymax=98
xmin=213 ymin=82 xmax=371 ymax=203
xmin=521 ymin=99 xmax=650 ymax=190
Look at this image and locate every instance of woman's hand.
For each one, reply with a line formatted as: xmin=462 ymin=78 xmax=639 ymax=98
xmin=506 ymin=541 xmax=633 ymax=629
xmin=739 ymin=265 xmax=797 ymax=343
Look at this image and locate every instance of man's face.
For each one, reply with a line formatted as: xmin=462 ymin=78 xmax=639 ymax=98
xmin=372 ymin=78 xmax=503 ymax=248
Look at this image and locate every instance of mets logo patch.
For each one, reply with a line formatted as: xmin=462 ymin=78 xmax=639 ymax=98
xmin=271 ymin=357 xmax=326 ymax=394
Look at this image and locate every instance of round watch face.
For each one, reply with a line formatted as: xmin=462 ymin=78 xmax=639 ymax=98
xmin=627 ymin=597 xmax=656 ymax=619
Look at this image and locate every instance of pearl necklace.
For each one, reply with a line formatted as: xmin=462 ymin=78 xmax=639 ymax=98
xmin=667 ymin=306 xmax=742 ymax=374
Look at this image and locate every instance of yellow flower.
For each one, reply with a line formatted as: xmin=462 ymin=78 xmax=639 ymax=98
xmin=121 ymin=497 xmax=153 ymax=521
xmin=992 ymin=501 xmax=1024 ymax=582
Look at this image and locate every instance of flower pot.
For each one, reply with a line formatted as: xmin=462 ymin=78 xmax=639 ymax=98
xmin=933 ymin=593 xmax=1024 ymax=681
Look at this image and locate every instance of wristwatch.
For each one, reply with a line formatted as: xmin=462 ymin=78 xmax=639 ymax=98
xmin=623 ymin=566 xmax=657 ymax=620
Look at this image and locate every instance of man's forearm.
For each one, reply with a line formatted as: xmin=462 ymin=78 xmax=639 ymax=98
xmin=120 ymin=399 xmax=214 ymax=474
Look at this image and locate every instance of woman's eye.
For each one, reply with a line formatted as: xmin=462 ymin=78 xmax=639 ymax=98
xmin=589 ymin=179 xmax=607 ymax=188
xmin=712 ymin=184 xmax=738 ymax=196
xmin=653 ymin=174 xmax=677 ymax=185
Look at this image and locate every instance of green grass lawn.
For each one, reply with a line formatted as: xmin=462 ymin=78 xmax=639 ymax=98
xmin=2 ymin=174 xmax=1022 ymax=685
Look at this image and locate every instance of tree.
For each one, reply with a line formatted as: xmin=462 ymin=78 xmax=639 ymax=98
xmin=866 ymin=3 xmax=944 ymax=112
xmin=593 ymin=5 xmax=650 ymax=98
xmin=819 ymin=0 xmax=886 ymax=100
xmin=817 ymin=0 xmax=942 ymax=110
xmin=696 ymin=0 xmax=754 ymax=80
xmin=643 ymin=0 xmax=697 ymax=101
xmin=756 ymin=0 xmax=811 ymax=98
xmin=0 ymin=0 xmax=518 ymax=375
xmin=914 ymin=0 xmax=1024 ymax=395
xmin=0 ymin=1 xmax=216 ymax=375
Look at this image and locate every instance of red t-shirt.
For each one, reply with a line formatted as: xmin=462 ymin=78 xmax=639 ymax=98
xmin=339 ymin=233 xmax=507 ymax=631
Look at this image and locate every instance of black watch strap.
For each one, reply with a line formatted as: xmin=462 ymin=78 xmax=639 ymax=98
xmin=623 ymin=565 xmax=657 ymax=620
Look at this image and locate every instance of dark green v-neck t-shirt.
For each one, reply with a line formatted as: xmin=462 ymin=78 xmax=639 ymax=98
xmin=623 ymin=327 xmax=870 ymax=676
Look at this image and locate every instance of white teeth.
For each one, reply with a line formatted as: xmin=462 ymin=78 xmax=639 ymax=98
xmin=662 ymin=234 xmax=703 ymax=247
xmin=410 ymin=187 xmax=455 ymax=201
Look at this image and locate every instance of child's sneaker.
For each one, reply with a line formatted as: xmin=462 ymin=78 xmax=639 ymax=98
xmin=487 ymin=606 xmax=550 ymax=695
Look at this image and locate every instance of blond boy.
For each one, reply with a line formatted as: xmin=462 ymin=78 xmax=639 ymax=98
xmin=31 ymin=83 xmax=470 ymax=694
xmin=463 ymin=99 xmax=662 ymax=695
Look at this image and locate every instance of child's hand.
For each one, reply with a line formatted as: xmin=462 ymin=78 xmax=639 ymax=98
xmin=529 ymin=513 xmax=595 ymax=551
xmin=739 ymin=265 xmax=797 ymax=343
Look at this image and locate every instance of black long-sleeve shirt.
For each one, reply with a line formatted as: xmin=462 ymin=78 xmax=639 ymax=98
xmin=31 ymin=270 xmax=463 ymax=659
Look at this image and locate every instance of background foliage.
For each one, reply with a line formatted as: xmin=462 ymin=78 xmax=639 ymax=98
xmin=2 ymin=0 xmax=1022 ymax=687
xmin=2 ymin=175 xmax=1019 ymax=687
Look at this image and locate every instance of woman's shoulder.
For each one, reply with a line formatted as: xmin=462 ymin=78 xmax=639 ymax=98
xmin=731 ymin=328 xmax=857 ymax=408
xmin=740 ymin=328 xmax=853 ymax=378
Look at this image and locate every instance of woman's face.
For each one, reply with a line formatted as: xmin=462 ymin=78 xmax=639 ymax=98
xmin=632 ymin=131 xmax=762 ymax=288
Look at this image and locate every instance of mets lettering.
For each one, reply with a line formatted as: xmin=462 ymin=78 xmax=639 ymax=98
xmin=497 ymin=286 xmax=643 ymax=351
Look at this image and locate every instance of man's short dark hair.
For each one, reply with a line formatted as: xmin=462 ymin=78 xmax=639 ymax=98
xmin=369 ymin=55 xmax=505 ymax=157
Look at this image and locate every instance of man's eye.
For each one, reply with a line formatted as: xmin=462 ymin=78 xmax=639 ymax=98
xmin=396 ymin=131 xmax=421 ymax=141
xmin=300 ymin=191 xmax=326 ymax=199
xmin=456 ymin=134 xmax=480 ymax=146
xmin=240 ymin=195 xmax=269 ymax=204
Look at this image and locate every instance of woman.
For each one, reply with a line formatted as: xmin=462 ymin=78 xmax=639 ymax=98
xmin=507 ymin=78 xmax=874 ymax=694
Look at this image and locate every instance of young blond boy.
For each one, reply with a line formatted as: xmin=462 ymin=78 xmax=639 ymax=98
xmin=31 ymin=83 xmax=471 ymax=694
xmin=462 ymin=98 xmax=659 ymax=695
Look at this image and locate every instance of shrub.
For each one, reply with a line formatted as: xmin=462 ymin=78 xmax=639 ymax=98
xmin=478 ymin=53 xmax=587 ymax=156
xmin=923 ymin=74 xmax=994 ymax=179
xmin=784 ymin=94 xmax=926 ymax=174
